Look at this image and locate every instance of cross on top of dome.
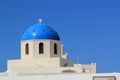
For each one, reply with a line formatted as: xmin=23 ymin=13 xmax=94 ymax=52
xmin=39 ymin=18 xmax=43 ymax=23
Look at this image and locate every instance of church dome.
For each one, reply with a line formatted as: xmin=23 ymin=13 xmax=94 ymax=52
xmin=22 ymin=23 xmax=60 ymax=41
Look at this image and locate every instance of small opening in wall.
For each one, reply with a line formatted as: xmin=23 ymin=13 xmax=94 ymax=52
xmin=25 ymin=43 xmax=29 ymax=55
xmin=39 ymin=43 xmax=44 ymax=54
xmin=54 ymin=43 xmax=57 ymax=54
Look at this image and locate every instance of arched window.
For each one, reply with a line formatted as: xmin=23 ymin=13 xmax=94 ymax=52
xmin=54 ymin=43 xmax=57 ymax=54
xmin=39 ymin=43 xmax=44 ymax=54
xmin=25 ymin=43 xmax=29 ymax=55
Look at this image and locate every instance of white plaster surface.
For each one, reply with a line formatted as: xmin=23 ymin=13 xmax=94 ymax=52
xmin=0 ymin=73 xmax=120 ymax=80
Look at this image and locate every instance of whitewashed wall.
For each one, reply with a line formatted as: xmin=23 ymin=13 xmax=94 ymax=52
xmin=0 ymin=73 xmax=120 ymax=80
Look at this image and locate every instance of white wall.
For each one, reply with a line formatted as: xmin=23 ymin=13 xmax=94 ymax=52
xmin=0 ymin=73 xmax=120 ymax=80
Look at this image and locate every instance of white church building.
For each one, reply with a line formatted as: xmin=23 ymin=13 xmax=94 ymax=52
xmin=0 ymin=19 xmax=120 ymax=80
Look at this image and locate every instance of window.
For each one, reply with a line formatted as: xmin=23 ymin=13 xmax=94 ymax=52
xmin=39 ymin=43 xmax=44 ymax=54
xmin=93 ymin=76 xmax=116 ymax=80
xmin=54 ymin=43 xmax=57 ymax=54
xmin=25 ymin=43 xmax=29 ymax=55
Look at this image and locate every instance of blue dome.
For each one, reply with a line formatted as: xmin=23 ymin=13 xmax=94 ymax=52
xmin=22 ymin=23 xmax=60 ymax=41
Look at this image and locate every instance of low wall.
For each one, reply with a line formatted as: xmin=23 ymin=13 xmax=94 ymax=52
xmin=0 ymin=73 xmax=120 ymax=80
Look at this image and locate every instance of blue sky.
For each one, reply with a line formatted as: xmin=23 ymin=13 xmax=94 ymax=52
xmin=0 ymin=0 xmax=120 ymax=73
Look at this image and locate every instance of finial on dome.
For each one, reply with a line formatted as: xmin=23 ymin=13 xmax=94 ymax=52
xmin=39 ymin=18 xmax=43 ymax=23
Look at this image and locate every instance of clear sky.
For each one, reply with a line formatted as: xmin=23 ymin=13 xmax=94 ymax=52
xmin=0 ymin=0 xmax=120 ymax=73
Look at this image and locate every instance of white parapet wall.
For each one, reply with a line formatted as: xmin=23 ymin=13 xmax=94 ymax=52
xmin=0 ymin=73 xmax=120 ymax=80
